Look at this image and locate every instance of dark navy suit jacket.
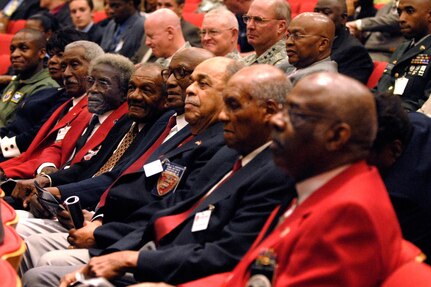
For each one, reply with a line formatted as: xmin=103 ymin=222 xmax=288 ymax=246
xmin=57 ymin=111 xmax=176 ymax=209
xmin=93 ymin=147 xmax=294 ymax=285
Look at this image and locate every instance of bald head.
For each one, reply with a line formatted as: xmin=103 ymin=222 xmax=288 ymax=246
xmin=272 ymin=72 xmax=376 ymax=179
xmin=286 ymin=12 xmax=335 ymax=68
xmin=185 ymin=57 xmax=238 ymax=134
xmin=171 ymin=47 xmax=215 ymax=70
xmin=314 ymin=0 xmax=348 ymax=28
xmin=145 ymin=8 xmax=185 ymax=58
xmin=14 ymin=28 xmax=47 ymax=50
xmin=165 ymin=47 xmax=214 ymax=113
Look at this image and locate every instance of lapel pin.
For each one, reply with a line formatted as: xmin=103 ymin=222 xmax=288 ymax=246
xmin=195 ymin=140 xmax=202 ymax=145
xmin=420 ymin=45 xmax=426 ymax=51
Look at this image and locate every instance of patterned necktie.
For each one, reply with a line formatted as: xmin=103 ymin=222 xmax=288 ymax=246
xmin=74 ymin=116 xmax=99 ymax=153
xmin=94 ymin=123 xmax=139 ymax=176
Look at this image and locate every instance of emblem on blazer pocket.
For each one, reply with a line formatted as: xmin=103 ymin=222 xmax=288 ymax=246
xmin=155 ymin=161 xmax=186 ymax=196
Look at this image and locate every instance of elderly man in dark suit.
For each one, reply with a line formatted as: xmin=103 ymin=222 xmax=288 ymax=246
xmin=283 ymin=13 xmax=338 ymax=85
xmin=23 ymin=64 xmax=293 ymax=287
xmin=314 ymin=0 xmax=373 ymax=84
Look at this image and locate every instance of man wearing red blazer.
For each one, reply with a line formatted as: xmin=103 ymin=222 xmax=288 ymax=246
xmin=151 ymin=72 xmax=421 ymax=287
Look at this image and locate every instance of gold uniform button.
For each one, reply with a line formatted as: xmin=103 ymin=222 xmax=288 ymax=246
xmin=393 ymin=60 xmax=397 ymax=64
xmin=394 ymin=73 xmax=399 ymax=78
xmin=389 ymin=86 xmax=394 ymax=91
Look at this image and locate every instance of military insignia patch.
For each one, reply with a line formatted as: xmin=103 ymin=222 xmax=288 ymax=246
xmin=156 ymin=162 xmax=186 ymax=196
xmin=11 ymin=91 xmax=24 ymax=103
xmin=246 ymin=275 xmax=272 ymax=287
xmin=2 ymin=90 xmax=13 ymax=102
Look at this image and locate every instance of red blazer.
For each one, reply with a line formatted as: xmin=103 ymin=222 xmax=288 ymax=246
xmin=181 ymin=162 xmax=421 ymax=287
xmin=0 ymin=96 xmax=89 ymax=175
xmin=3 ymin=102 xmax=128 ymax=179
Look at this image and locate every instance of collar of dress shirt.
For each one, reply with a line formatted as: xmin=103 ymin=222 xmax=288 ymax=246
xmin=72 ymin=94 xmax=86 ymax=107
xmin=296 ymin=164 xmax=350 ymax=205
xmin=96 ymin=109 xmax=113 ymax=125
xmin=79 ymin=21 xmax=94 ymax=33
xmin=240 ymin=141 xmax=272 ymax=168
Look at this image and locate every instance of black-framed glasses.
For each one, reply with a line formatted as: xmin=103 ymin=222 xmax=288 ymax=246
xmin=161 ymin=66 xmax=193 ymax=81
xmin=242 ymin=15 xmax=279 ymax=25
xmin=199 ymin=28 xmax=234 ymax=37
xmin=87 ymin=76 xmax=112 ymax=89
xmin=287 ymin=32 xmax=328 ymax=42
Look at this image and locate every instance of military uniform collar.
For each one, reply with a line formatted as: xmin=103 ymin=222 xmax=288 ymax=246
xmin=242 ymin=39 xmax=287 ymax=65
xmin=18 ymin=68 xmax=51 ymax=85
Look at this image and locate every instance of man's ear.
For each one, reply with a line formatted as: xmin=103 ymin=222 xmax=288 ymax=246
xmin=166 ymin=26 xmax=174 ymax=39
xmin=325 ymin=122 xmax=351 ymax=151
xmin=340 ymin=12 xmax=348 ymax=25
xmin=39 ymin=47 xmax=47 ymax=60
xmin=277 ymin=19 xmax=287 ymax=36
xmin=263 ymin=99 xmax=280 ymax=123
xmin=318 ymin=37 xmax=331 ymax=53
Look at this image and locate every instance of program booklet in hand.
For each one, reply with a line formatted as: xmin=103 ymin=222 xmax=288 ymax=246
xmin=34 ymin=180 xmax=65 ymax=217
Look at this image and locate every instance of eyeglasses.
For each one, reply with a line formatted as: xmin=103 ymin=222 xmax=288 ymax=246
xmin=287 ymin=32 xmax=328 ymax=42
xmin=283 ymin=106 xmax=340 ymax=126
xmin=242 ymin=15 xmax=279 ymax=25
xmin=161 ymin=66 xmax=193 ymax=81
xmin=199 ymin=28 xmax=234 ymax=38
xmin=87 ymin=76 xmax=112 ymax=89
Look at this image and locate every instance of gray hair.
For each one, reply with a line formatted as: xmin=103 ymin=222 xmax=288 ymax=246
xmin=64 ymin=40 xmax=104 ymax=62
xmin=89 ymin=53 xmax=135 ymax=93
xmin=250 ymin=73 xmax=292 ymax=104
xmin=274 ymin=0 xmax=291 ymax=23
xmin=205 ymin=7 xmax=239 ymax=30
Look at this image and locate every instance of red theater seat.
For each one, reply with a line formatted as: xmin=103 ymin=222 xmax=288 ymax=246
xmin=0 ymin=225 xmax=25 ymax=270
xmin=0 ymin=259 xmax=21 ymax=287
xmin=0 ymin=33 xmax=13 ymax=55
xmin=0 ymin=54 xmax=11 ymax=75
xmin=6 ymin=20 xmax=26 ymax=35
xmin=93 ymin=11 xmax=107 ymax=23
xmin=367 ymin=61 xmax=388 ymax=88
xmin=1 ymin=199 xmax=18 ymax=228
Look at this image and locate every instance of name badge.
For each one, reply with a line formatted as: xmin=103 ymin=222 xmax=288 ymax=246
xmin=144 ymin=160 xmax=164 ymax=177
xmin=191 ymin=210 xmax=212 ymax=232
xmin=11 ymin=91 xmax=24 ymax=103
xmin=56 ymin=125 xmax=71 ymax=141
xmin=155 ymin=161 xmax=186 ymax=196
xmin=394 ymin=76 xmax=408 ymax=95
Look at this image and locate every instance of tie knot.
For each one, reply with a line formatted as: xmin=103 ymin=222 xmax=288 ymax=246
xmin=232 ymin=159 xmax=242 ymax=172
xmin=167 ymin=116 xmax=177 ymax=129
xmin=89 ymin=116 xmax=100 ymax=127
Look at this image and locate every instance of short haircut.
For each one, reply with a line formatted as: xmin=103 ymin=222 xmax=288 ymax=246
xmin=372 ymin=92 xmax=412 ymax=152
xmin=89 ymin=53 xmax=135 ymax=93
xmin=205 ymin=7 xmax=239 ymax=30
xmin=65 ymin=40 xmax=104 ymax=62
xmin=70 ymin=0 xmax=94 ymax=10
xmin=175 ymin=0 xmax=185 ymax=5
xmin=250 ymin=72 xmax=292 ymax=104
xmin=46 ymin=28 xmax=88 ymax=56
xmin=137 ymin=62 xmax=167 ymax=98
xmin=15 ymin=28 xmax=47 ymax=50
xmin=28 ymin=12 xmax=60 ymax=33
xmin=274 ymin=0 xmax=291 ymax=23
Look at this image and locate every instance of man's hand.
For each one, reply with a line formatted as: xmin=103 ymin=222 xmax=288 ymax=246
xmin=45 ymin=186 xmax=61 ymax=200
xmin=28 ymin=194 xmax=52 ymax=218
xmin=41 ymin=166 xmax=58 ymax=175
xmin=59 ymin=266 xmax=86 ymax=287
xmin=11 ymin=179 xmax=37 ymax=203
xmin=57 ymin=210 xmax=74 ymax=229
xmin=67 ymin=219 xmax=102 ymax=248
xmin=85 ymin=251 xmax=139 ymax=280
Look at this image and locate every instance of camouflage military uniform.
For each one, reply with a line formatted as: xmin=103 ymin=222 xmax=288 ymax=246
xmin=0 ymin=68 xmax=59 ymax=127
xmin=240 ymin=39 xmax=288 ymax=66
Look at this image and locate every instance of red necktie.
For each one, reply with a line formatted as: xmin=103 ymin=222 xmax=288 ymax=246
xmin=154 ymin=159 xmax=242 ymax=243
xmin=97 ymin=116 xmax=176 ymax=208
